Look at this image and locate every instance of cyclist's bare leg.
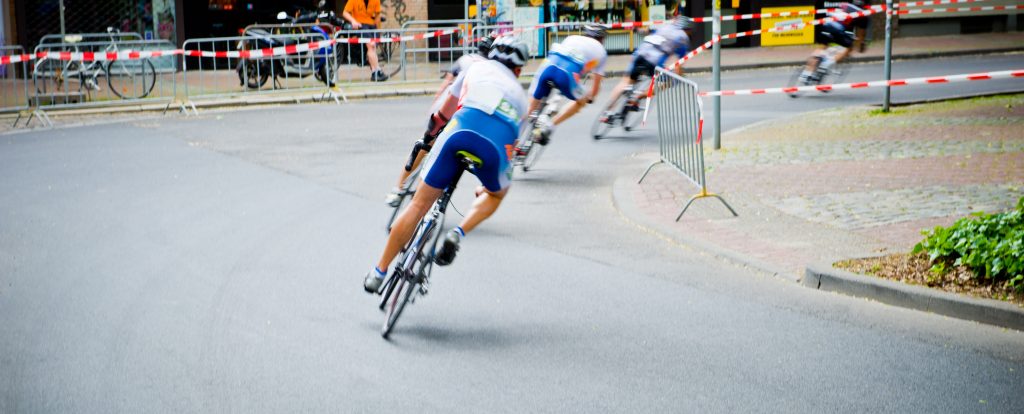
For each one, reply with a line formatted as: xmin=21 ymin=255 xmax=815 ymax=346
xmin=552 ymin=96 xmax=589 ymax=126
xmin=553 ymin=75 xmax=601 ymax=125
xmin=376 ymin=182 xmax=444 ymax=271
xmin=834 ymin=45 xmax=852 ymax=63
xmin=456 ymin=187 xmax=508 ymax=234
xmin=804 ymin=45 xmax=828 ymax=73
xmin=527 ymin=97 xmax=543 ymax=117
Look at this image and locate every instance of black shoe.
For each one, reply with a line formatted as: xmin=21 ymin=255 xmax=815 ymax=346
xmin=371 ymin=70 xmax=389 ymax=82
xmin=434 ymin=230 xmax=461 ymax=266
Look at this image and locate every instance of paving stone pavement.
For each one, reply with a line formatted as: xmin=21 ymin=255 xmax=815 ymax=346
xmin=622 ymin=95 xmax=1024 ymax=279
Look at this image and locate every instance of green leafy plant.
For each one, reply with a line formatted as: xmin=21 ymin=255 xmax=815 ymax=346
xmin=913 ymin=197 xmax=1024 ymax=292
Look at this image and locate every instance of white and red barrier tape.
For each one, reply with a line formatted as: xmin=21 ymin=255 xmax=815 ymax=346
xmin=0 ymin=0 xmax=1017 ymax=65
xmin=700 ymin=69 xmax=1024 ymax=97
xmin=896 ymin=4 xmax=1024 ymax=15
xmin=0 ymin=28 xmax=462 ymax=65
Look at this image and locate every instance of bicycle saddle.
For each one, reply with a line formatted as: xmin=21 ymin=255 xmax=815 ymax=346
xmin=64 ymin=34 xmax=83 ymax=43
xmin=456 ymin=151 xmax=483 ymax=168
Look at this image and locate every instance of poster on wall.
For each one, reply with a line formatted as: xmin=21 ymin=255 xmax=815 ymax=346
xmin=761 ymin=5 xmax=814 ymax=46
xmin=513 ymin=7 xmax=542 ymax=56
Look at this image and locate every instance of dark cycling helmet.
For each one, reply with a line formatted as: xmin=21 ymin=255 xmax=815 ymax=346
xmin=674 ymin=16 xmax=694 ymax=32
xmin=582 ymin=24 xmax=607 ymax=41
xmin=488 ymin=36 xmax=530 ymax=69
xmin=477 ymin=35 xmax=495 ymax=55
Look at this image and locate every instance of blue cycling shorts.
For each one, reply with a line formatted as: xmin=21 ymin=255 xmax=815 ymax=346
xmin=530 ymin=54 xmax=585 ymax=101
xmin=422 ymin=108 xmax=517 ymax=193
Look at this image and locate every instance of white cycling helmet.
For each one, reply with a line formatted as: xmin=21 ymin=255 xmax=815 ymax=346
xmin=487 ymin=36 xmax=530 ymax=69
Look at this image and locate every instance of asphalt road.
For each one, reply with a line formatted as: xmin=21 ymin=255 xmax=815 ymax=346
xmin=1 ymin=54 xmax=1023 ymax=412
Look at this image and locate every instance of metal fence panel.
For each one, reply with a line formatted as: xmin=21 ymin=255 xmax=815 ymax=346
xmin=31 ymin=38 xmax=177 ymax=111
xmin=1 ymin=45 xmax=30 ymax=114
xmin=641 ymin=67 xmax=736 ymax=221
xmin=181 ymin=33 xmax=340 ymax=109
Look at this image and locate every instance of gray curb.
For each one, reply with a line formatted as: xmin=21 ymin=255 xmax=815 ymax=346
xmin=804 ymin=263 xmax=1024 ymax=331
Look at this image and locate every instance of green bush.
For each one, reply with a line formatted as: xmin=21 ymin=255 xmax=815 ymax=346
xmin=913 ymin=197 xmax=1024 ymax=292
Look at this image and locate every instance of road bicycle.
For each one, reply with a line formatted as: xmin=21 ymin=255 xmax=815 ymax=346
xmin=376 ymin=149 xmax=480 ymax=339
xmin=787 ymin=45 xmax=849 ymax=98
xmin=591 ymin=76 xmax=650 ymax=139
xmin=33 ymin=28 xmax=156 ymax=100
xmin=511 ymin=81 xmax=565 ymax=173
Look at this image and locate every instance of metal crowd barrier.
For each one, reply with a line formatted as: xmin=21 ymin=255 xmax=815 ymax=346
xmin=1 ymin=45 xmax=30 ymax=119
xmin=640 ymin=67 xmax=736 ymax=221
xmin=181 ymin=33 xmax=340 ymax=113
xmin=31 ymin=39 xmax=177 ymax=113
xmin=37 ymin=31 xmax=143 ymax=47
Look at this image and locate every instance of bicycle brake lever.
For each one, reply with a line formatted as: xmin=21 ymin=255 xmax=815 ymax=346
xmin=404 ymin=139 xmax=430 ymax=172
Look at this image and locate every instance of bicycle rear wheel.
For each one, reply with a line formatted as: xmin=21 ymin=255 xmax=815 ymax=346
xmin=107 ymin=59 xmax=156 ymax=99
xmin=590 ymin=105 xmax=615 ymax=140
xmin=818 ymin=62 xmax=849 ymax=93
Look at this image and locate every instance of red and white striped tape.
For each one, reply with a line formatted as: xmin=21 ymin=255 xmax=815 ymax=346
xmin=699 ymin=69 xmax=1024 ymax=97
xmin=0 ymin=28 xmax=462 ymax=64
xmin=896 ymin=4 xmax=1024 ymax=15
xmin=0 ymin=0 xmax=1016 ymax=66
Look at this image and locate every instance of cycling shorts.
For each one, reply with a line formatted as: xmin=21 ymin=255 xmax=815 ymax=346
xmin=422 ymin=108 xmax=517 ymax=193
xmin=627 ymin=55 xmax=658 ymax=81
xmin=530 ymin=55 xmax=585 ymax=101
xmin=818 ymin=21 xmax=854 ymax=48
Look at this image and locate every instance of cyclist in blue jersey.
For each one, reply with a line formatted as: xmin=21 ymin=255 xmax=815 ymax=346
xmin=364 ymin=36 xmax=531 ymax=292
xmin=601 ymin=16 xmax=694 ymax=122
xmin=528 ymin=24 xmax=609 ymax=143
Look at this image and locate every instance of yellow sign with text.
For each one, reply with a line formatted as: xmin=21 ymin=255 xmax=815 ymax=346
xmin=761 ymin=6 xmax=815 ymax=46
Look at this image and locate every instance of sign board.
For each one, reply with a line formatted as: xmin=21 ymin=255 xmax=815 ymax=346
xmin=760 ymin=5 xmax=815 ymax=46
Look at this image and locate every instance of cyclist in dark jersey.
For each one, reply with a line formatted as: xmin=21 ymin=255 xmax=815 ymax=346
xmin=800 ymin=1 xmax=871 ymax=82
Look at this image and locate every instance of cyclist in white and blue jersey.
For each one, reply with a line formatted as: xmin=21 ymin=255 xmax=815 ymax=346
xmin=383 ymin=35 xmax=495 ymax=208
xmin=601 ymin=16 xmax=694 ymax=121
xmin=527 ymin=24 xmax=608 ymax=143
xmin=364 ymin=36 xmax=530 ymax=292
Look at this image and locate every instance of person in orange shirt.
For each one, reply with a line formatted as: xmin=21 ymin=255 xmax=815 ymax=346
xmin=342 ymin=0 xmax=388 ymax=81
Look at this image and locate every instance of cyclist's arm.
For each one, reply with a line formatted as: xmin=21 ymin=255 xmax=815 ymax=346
xmin=434 ymin=73 xmax=455 ymax=101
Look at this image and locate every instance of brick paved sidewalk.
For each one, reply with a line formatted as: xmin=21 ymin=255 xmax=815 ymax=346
xmin=620 ymin=94 xmax=1024 ymax=280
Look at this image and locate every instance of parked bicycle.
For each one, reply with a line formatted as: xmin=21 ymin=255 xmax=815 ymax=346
xmin=33 ymin=27 xmax=157 ymax=100
xmin=591 ymin=76 xmax=650 ymax=139
xmin=376 ymin=148 xmax=480 ymax=338
xmin=787 ymin=45 xmax=849 ymax=98
xmin=511 ymin=81 xmax=565 ymax=173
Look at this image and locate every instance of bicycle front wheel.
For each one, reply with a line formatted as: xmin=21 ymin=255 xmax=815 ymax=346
xmin=381 ymin=271 xmax=417 ymax=339
xmin=106 ymin=59 xmax=156 ymax=99
xmin=385 ymin=170 xmax=419 ymax=233
xmin=786 ymin=67 xmax=807 ymax=98
xmin=34 ymin=58 xmax=85 ymax=95
xmin=591 ymin=101 xmax=619 ymax=139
